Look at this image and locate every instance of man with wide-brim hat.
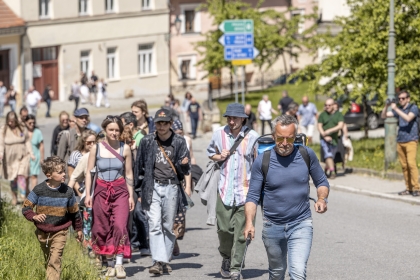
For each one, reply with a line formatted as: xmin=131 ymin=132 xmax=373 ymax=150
xmin=207 ymin=103 xmax=260 ymax=280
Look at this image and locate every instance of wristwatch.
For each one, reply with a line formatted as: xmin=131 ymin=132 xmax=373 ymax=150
xmin=319 ymin=197 xmax=328 ymax=204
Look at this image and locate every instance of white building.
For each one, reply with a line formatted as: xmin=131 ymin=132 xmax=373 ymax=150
xmin=4 ymin=0 xmax=170 ymax=101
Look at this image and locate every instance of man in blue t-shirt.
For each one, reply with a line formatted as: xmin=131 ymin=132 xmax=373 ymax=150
xmin=187 ymin=98 xmax=201 ymax=139
xmin=381 ymin=90 xmax=419 ymax=196
xmin=244 ymin=114 xmax=330 ymax=280
xmin=297 ymin=96 xmax=318 ymax=144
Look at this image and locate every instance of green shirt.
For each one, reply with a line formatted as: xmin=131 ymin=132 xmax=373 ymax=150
xmin=318 ymin=111 xmax=344 ymax=145
xmin=133 ymin=130 xmax=144 ymax=147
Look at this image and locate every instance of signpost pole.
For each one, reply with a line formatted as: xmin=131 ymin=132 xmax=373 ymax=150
xmin=234 ymin=66 xmax=238 ymax=103
xmin=241 ymin=66 xmax=245 ymax=105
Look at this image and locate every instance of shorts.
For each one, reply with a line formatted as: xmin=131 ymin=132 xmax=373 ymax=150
xmin=299 ymin=124 xmax=315 ymax=137
xmin=320 ymin=139 xmax=337 ymax=159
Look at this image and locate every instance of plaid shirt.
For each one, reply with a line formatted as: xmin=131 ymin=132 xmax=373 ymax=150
xmin=207 ymin=125 xmax=259 ymax=206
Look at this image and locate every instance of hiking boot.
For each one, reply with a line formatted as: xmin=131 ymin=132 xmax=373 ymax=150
xmin=149 ymin=262 xmax=163 ymax=275
xmin=173 ymin=240 xmax=180 ymax=256
xmin=115 ymin=265 xmax=126 ymax=279
xmin=412 ymin=191 xmax=420 ymax=197
xmin=105 ymin=267 xmax=116 ymax=277
xmin=398 ymin=190 xmax=413 ymax=195
xmin=220 ymin=258 xmax=231 ymax=278
xmin=140 ymin=248 xmax=151 ymax=256
xmin=230 ymin=272 xmax=243 ymax=280
xmin=163 ymin=263 xmax=172 ymax=273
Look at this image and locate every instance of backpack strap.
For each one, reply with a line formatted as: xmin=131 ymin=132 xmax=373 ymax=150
xmin=298 ymin=146 xmax=310 ymax=171
xmin=217 ymin=127 xmax=251 ymax=167
xmin=259 ymin=149 xmax=271 ymax=206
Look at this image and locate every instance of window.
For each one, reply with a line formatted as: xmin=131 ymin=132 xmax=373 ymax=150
xmin=32 ymin=47 xmax=58 ymax=62
xmin=79 ymin=0 xmax=89 ymax=15
xmin=178 ymin=55 xmax=196 ymax=80
xmin=180 ymin=4 xmax=201 ymax=34
xmin=291 ymin=9 xmax=305 ymax=34
xmin=107 ymin=48 xmax=117 ymax=79
xmin=142 ymin=0 xmax=151 ymax=9
xmin=105 ymin=0 xmax=114 ymax=12
xmin=185 ymin=10 xmax=195 ymax=33
xmin=138 ymin=44 xmax=154 ymax=76
xmin=39 ymin=0 xmax=50 ymax=18
xmin=80 ymin=51 xmax=90 ymax=75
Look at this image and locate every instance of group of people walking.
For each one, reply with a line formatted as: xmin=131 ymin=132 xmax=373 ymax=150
xmin=70 ymin=71 xmax=109 ymax=112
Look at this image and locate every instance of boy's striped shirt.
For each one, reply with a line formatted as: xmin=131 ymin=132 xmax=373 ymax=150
xmin=22 ymin=181 xmax=82 ymax=233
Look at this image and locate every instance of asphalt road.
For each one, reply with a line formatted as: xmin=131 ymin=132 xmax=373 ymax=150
xmin=36 ymin=119 xmax=420 ymax=280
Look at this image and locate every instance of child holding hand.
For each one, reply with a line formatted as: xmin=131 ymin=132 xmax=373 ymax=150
xmin=22 ymin=156 xmax=82 ymax=280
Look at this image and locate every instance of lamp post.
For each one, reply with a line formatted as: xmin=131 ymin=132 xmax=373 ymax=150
xmin=168 ymin=15 xmax=182 ymax=96
xmin=384 ymin=0 xmax=397 ymax=170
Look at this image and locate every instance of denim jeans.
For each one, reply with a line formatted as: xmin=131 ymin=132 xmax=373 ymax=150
xmin=147 ymin=181 xmax=179 ymax=263
xmin=8 ymin=100 xmax=16 ymax=112
xmin=262 ymin=218 xmax=313 ymax=280
xmin=190 ymin=116 xmax=199 ymax=138
xmin=45 ymin=99 xmax=51 ymax=117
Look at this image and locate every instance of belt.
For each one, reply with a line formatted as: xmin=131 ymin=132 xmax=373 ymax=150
xmin=155 ymin=179 xmax=176 ymax=185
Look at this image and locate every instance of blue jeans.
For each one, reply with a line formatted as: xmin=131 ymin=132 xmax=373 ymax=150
xmin=262 ymin=218 xmax=313 ymax=280
xmin=45 ymin=99 xmax=51 ymax=117
xmin=190 ymin=116 xmax=199 ymax=138
xmin=8 ymin=100 xmax=16 ymax=112
xmin=147 ymin=181 xmax=179 ymax=263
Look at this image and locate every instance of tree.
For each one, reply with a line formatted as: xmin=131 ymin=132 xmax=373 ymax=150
xmin=194 ymin=0 xmax=318 ymax=82
xmin=293 ymin=0 xmax=420 ymax=137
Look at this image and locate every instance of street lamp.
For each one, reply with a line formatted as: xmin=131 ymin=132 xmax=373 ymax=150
xmin=174 ymin=15 xmax=182 ymax=35
xmin=384 ymin=0 xmax=397 ymax=170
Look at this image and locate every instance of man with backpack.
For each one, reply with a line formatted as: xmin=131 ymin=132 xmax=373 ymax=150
xmin=244 ymin=114 xmax=329 ymax=280
xmin=381 ymin=90 xmax=420 ymax=196
xmin=206 ymin=103 xmax=259 ymax=280
xmin=56 ymin=108 xmax=89 ymax=163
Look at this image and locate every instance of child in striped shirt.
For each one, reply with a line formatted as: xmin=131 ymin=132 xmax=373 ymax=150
xmin=22 ymin=156 xmax=82 ymax=280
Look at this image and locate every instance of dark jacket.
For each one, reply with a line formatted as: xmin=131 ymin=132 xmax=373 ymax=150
xmin=135 ymin=131 xmax=190 ymax=211
xmin=147 ymin=117 xmax=156 ymax=134
xmin=51 ymin=125 xmax=69 ymax=156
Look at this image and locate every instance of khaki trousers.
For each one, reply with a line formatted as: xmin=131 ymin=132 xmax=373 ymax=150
xmin=397 ymin=141 xmax=419 ymax=191
xmin=36 ymin=228 xmax=68 ymax=280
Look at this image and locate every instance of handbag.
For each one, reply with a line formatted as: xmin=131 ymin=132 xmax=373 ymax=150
xmin=157 ymin=140 xmax=194 ymax=209
xmin=68 ymin=94 xmax=75 ymax=101
xmin=80 ymin=144 xmax=99 ymax=207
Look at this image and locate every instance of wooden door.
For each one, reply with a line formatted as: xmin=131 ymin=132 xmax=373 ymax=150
xmin=33 ymin=62 xmax=59 ymax=100
xmin=0 ymin=50 xmax=10 ymax=89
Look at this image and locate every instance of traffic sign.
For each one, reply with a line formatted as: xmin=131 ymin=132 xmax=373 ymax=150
xmin=219 ymin=20 xmax=254 ymax=33
xmin=224 ymin=47 xmax=259 ymax=60
xmin=218 ymin=34 xmax=253 ymax=47
xmin=232 ymin=60 xmax=252 ymax=66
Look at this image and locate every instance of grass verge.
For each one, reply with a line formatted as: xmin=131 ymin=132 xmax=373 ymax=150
xmin=0 ymin=200 xmax=98 ymax=280
xmin=309 ymin=137 xmax=420 ymax=173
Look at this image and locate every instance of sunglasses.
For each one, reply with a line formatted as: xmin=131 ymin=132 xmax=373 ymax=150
xmin=85 ymin=141 xmax=95 ymax=145
xmin=76 ymin=115 xmax=89 ymax=120
xmin=399 ymin=97 xmax=407 ymax=101
xmin=275 ymin=136 xmax=295 ymax=144
xmin=61 ymin=118 xmax=69 ymax=122
xmin=26 ymin=122 xmax=35 ymax=125
xmin=106 ymin=115 xmax=122 ymax=121
xmin=324 ymin=104 xmax=333 ymax=107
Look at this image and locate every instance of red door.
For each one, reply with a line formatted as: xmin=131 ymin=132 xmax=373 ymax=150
xmin=32 ymin=46 xmax=59 ymax=100
xmin=0 ymin=50 xmax=10 ymax=89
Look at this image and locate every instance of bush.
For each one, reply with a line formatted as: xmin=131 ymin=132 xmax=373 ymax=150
xmin=0 ymin=201 xmax=99 ymax=280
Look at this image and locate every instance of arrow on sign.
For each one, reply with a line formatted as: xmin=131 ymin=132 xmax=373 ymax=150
xmin=218 ymin=34 xmax=254 ymax=47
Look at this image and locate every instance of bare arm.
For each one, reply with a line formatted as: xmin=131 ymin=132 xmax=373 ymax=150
xmin=39 ymin=141 xmax=44 ymax=163
xmin=84 ymin=145 xmax=97 ymax=207
xmin=392 ymin=104 xmax=416 ymax=122
xmin=244 ymin=202 xmax=258 ymax=240
xmin=314 ymin=186 xmax=329 ymax=214
xmin=324 ymin=121 xmax=344 ymax=135
xmin=381 ymin=104 xmax=394 ymax=119
xmin=188 ymin=137 xmax=196 ymax=165
xmin=317 ymin=122 xmax=326 ymax=137
xmin=124 ymin=144 xmax=135 ymax=211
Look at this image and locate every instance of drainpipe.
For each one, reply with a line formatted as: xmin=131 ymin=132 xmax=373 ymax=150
xmin=20 ymin=27 xmax=27 ymax=107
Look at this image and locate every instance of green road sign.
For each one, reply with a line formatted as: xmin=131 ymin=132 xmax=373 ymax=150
xmin=219 ymin=20 xmax=254 ymax=33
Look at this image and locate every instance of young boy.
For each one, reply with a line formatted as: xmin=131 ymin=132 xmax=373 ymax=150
xmin=22 ymin=156 xmax=83 ymax=280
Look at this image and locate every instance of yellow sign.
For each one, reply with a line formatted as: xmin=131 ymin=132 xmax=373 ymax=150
xmin=232 ymin=60 xmax=252 ymax=66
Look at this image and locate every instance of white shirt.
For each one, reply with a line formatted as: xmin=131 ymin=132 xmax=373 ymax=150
xmin=26 ymin=90 xmax=42 ymax=106
xmin=258 ymin=100 xmax=273 ymax=120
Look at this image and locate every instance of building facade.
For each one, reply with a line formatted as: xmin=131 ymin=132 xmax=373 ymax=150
xmin=0 ymin=0 xmax=25 ymax=100
xmin=4 ymin=0 xmax=170 ymax=101
xmin=169 ymin=0 xmax=318 ymax=97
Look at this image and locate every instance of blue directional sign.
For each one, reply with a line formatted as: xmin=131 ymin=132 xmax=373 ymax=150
xmin=224 ymin=47 xmax=259 ymax=60
xmin=219 ymin=19 xmax=259 ymax=62
xmin=218 ymin=34 xmax=253 ymax=47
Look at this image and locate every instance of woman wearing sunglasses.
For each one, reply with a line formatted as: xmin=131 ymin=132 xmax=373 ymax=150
xmin=84 ymin=115 xmax=135 ymax=279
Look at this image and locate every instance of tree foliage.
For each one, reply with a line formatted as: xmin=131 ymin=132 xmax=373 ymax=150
xmin=194 ymin=0 xmax=318 ymax=78
xmin=293 ymin=0 xmax=420 ymax=106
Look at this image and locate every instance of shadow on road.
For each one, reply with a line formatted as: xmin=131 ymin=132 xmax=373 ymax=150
xmin=171 ymin=263 xmax=204 ymax=270
xmin=125 ymin=265 xmax=147 ymax=277
xmin=186 ymin=227 xmax=210 ymax=231
xmin=207 ymin=269 xmax=267 ymax=279
xmin=173 ymin=252 xmax=201 ymax=260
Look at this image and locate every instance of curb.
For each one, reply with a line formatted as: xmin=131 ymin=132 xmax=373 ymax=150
xmin=348 ymin=167 xmax=409 ymax=181
xmin=330 ymin=183 xmax=420 ymax=206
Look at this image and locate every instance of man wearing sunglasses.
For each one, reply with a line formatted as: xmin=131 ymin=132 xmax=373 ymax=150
xmin=245 ymin=114 xmax=329 ymax=280
xmin=381 ymin=90 xmax=419 ymax=196
xmin=134 ymin=108 xmax=190 ymax=275
xmin=317 ymin=98 xmax=344 ymax=179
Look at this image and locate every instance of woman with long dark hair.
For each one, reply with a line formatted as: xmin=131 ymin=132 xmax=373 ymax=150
xmin=84 ymin=116 xmax=134 ymax=278
xmin=0 ymin=111 xmax=34 ymax=205
xmin=24 ymin=114 xmax=44 ymax=191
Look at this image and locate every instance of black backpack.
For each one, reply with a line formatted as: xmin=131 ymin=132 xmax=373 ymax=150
xmin=259 ymin=146 xmax=314 ymax=206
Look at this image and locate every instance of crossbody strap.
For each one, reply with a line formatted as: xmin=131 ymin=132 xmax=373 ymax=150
xmin=101 ymin=141 xmax=125 ymax=163
xmin=157 ymin=140 xmax=177 ymax=175
xmin=217 ymin=127 xmax=251 ymax=167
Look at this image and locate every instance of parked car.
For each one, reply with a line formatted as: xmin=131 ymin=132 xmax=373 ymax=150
xmin=336 ymin=94 xmax=384 ymax=130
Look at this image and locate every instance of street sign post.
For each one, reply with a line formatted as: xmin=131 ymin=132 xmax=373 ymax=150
xmin=219 ymin=19 xmax=259 ymax=105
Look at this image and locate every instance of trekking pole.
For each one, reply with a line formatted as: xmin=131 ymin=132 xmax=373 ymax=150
xmin=239 ymin=233 xmax=252 ymax=275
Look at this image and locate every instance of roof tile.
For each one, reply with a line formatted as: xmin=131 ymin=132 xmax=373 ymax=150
xmin=0 ymin=0 xmax=25 ymax=29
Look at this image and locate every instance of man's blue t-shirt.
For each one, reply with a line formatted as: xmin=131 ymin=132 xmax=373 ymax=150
xmin=188 ymin=103 xmax=200 ymax=119
xmin=393 ymin=104 xmax=419 ymax=143
xmin=297 ymin=102 xmax=317 ymax=126
xmin=87 ymin=122 xmax=101 ymax=134
xmin=246 ymin=147 xmax=329 ymax=225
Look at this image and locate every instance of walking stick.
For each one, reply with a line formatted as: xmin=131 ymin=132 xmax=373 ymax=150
xmin=239 ymin=233 xmax=252 ymax=276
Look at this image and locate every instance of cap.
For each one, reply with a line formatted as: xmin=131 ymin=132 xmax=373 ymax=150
xmin=154 ymin=108 xmax=172 ymax=122
xmin=172 ymin=119 xmax=183 ymax=131
xmin=74 ymin=108 xmax=89 ymax=117
xmin=223 ymin=103 xmax=248 ymax=118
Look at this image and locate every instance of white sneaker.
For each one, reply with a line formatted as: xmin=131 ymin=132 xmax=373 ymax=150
xmin=140 ymin=248 xmax=151 ymax=256
xmin=105 ymin=267 xmax=116 ymax=277
xmin=123 ymin=258 xmax=130 ymax=263
xmin=115 ymin=265 xmax=126 ymax=279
